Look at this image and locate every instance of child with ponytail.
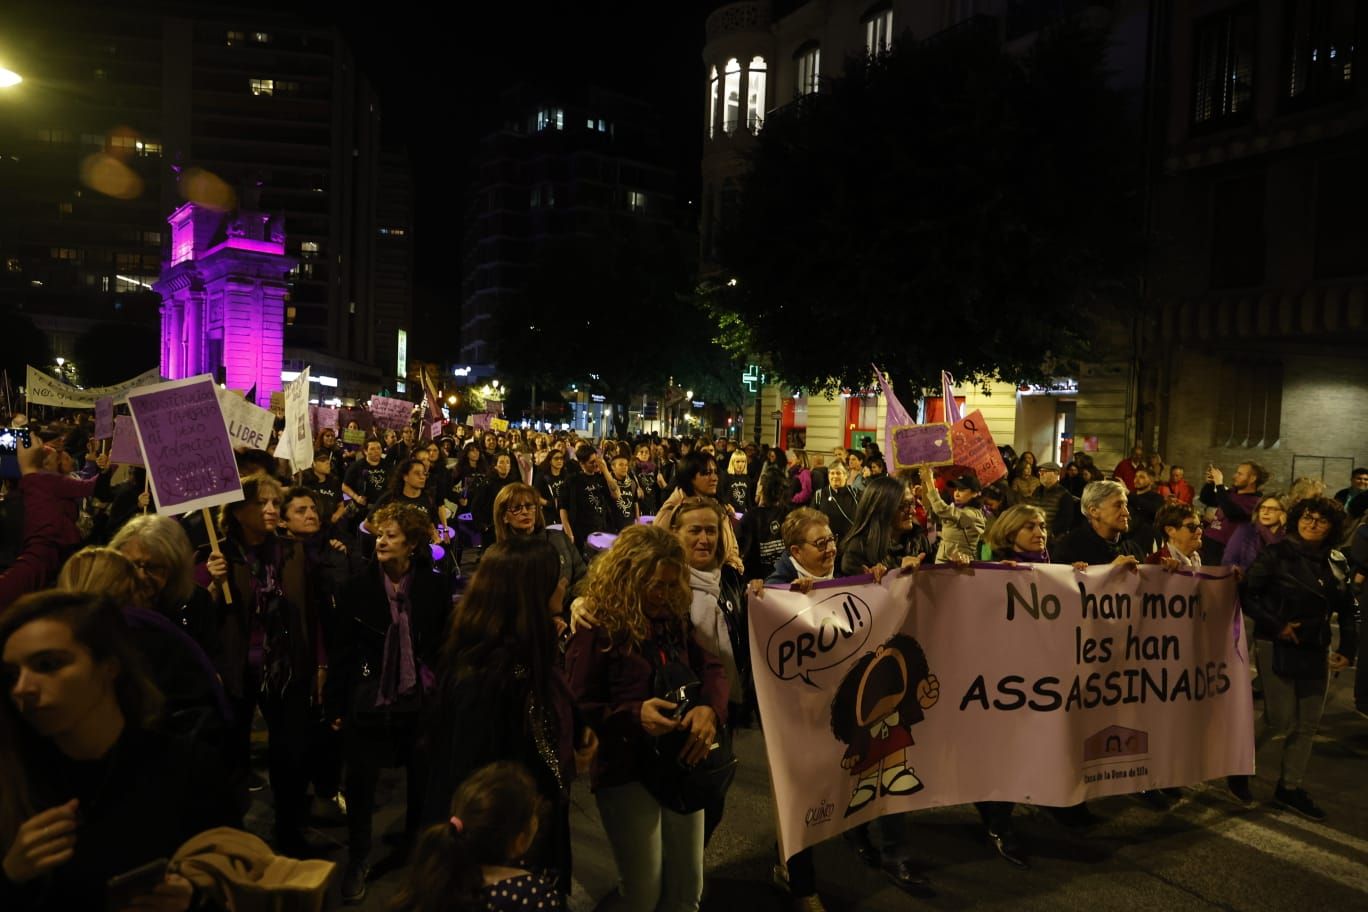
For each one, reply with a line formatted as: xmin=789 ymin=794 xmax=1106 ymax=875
xmin=390 ymin=762 xmax=562 ymax=912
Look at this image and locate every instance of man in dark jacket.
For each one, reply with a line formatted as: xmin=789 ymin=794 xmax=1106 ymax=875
xmin=1052 ymin=480 xmax=1147 ymax=567
xmin=1032 ymin=462 xmax=1081 ymax=538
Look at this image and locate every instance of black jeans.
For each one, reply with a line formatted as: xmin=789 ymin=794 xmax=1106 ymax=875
xmin=344 ymin=717 xmax=424 ymax=865
xmin=259 ymin=684 xmax=314 ymax=849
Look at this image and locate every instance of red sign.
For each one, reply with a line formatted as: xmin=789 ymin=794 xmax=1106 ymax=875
xmin=950 ymin=409 xmax=1008 ymax=485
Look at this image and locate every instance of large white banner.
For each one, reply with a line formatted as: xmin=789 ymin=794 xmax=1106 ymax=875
xmin=750 ymin=564 xmax=1253 ymax=860
xmin=25 ymin=366 xmax=162 ymax=409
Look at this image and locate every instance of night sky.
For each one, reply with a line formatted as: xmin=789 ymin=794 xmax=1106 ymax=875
xmin=335 ymin=1 xmax=711 ymax=352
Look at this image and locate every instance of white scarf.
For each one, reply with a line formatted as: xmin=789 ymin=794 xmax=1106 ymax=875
xmin=792 ymin=557 xmax=834 ymax=581
xmin=688 ymin=565 xmax=740 ymax=703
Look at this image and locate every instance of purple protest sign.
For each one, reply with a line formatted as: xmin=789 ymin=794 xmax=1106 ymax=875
xmin=471 ymin=413 xmax=492 ymax=431
xmin=94 ymin=396 xmax=114 ymax=439
xmin=889 ymin=423 xmax=954 ymax=470
xmin=126 ymin=375 xmax=243 ymax=515
xmin=109 ymin=415 xmax=143 ymax=466
xmin=314 ymin=406 xmax=339 ymax=433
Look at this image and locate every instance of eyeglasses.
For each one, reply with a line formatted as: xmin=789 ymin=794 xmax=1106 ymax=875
xmin=505 ymin=504 xmax=538 ymax=515
xmin=131 ymin=559 xmax=168 ymax=574
xmin=803 ymin=536 xmax=838 ymax=551
xmin=1179 ymin=522 xmax=1203 ymax=532
xmin=1299 ymin=514 xmax=1332 ymax=527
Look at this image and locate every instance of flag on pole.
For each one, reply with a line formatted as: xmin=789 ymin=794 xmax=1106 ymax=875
xmin=420 ymin=365 xmax=443 ymax=439
xmin=872 ymin=364 xmax=917 ymax=462
xmin=941 ymin=370 xmax=964 ymax=424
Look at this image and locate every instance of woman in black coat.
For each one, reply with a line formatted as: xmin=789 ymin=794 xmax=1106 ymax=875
xmin=1238 ymin=496 xmax=1357 ymax=819
xmin=492 ymin=484 xmax=586 ymax=621
xmin=329 ymin=502 xmax=453 ymax=903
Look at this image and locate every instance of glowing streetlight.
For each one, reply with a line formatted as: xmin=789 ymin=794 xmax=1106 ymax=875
xmin=0 ymin=67 xmax=21 ymax=88
xmin=55 ymin=357 xmax=65 ymax=367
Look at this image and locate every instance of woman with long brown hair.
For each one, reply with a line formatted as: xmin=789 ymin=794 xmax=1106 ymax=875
xmin=422 ymin=536 xmax=593 ymax=893
xmin=564 ymin=525 xmax=727 ymax=912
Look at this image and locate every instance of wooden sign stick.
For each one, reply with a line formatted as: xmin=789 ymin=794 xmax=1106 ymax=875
xmin=202 ymin=506 xmax=233 ymax=605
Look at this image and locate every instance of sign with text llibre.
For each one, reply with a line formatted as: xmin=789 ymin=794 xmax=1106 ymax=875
xmin=126 ymin=375 xmax=242 ymax=515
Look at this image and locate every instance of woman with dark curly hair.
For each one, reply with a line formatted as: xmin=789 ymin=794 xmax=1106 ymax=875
xmin=1234 ymin=496 xmax=1357 ymax=818
xmin=564 ymin=525 xmax=727 ymax=912
xmin=330 ymin=502 xmax=453 ymax=902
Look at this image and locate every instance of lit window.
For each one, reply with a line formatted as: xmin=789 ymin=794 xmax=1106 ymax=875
xmin=286 ymin=305 xmax=297 ymax=325
xmin=747 ymin=56 xmax=767 ymax=132
xmin=627 ymin=190 xmax=646 ymax=214
xmin=535 ymin=107 xmax=564 ymax=131
xmin=301 ymin=241 xmax=319 ymax=257
xmin=795 ymin=44 xmax=820 ymax=96
xmin=136 ymin=140 xmax=162 ymax=157
xmin=253 ymin=31 xmax=271 ymax=44
xmin=708 ymin=67 xmax=719 ymax=138
xmin=172 ymin=218 xmax=193 ymax=265
xmin=723 ymin=59 xmax=741 ymax=134
xmin=863 ymin=5 xmax=894 ymax=56
xmin=4 ymin=257 xmax=20 ymax=273
xmin=250 ymin=78 xmax=274 ymax=96
xmin=598 ymin=118 xmax=607 ymax=132
xmin=142 ymin=231 xmax=161 ymax=245
xmin=50 ymin=247 xmax=78 ymax=260
xmin=226 ymin=30 xmax=245 ymax=46
xmin=1193 ymin=8 xmax=1254 ymax=124
xmin=587 ymin=118 xmax=595 ymax=130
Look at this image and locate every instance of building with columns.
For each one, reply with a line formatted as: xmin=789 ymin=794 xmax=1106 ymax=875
xmin=699 ymin=0 xmax=1150 ymax=467
xmin=155 ymin=200 xmax=293 ymax=409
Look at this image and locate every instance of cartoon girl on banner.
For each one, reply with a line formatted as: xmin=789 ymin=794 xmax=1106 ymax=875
xmin=830 ymin=634 xmax=939 ymax=817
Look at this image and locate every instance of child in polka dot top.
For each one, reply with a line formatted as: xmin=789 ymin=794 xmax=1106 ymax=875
xmin=390 ymin=761 xmax=565 ymax=912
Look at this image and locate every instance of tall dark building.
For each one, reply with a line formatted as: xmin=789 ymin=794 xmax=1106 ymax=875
xmin=461 ymin=85 xmax=677 ymax=368
xmin=0 ymin=1 xmax=412 ymax=400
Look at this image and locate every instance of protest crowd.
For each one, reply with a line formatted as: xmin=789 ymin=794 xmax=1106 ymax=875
xmin=0 ymin=387 xmax=1363 ymax=912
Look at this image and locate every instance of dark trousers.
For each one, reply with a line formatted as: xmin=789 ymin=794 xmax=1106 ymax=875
xmin=345 ymin=719 xmax=424 ymax=865
xmin=227 ymin=670 xmax=313 ymax=848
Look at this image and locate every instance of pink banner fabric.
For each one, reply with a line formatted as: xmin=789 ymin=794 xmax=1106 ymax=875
xmin=749 ymin=564 xmax=1253 ymax=861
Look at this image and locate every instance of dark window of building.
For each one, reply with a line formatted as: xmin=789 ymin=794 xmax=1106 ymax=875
xmin=1213 ymin=358 xmax=1283 ymax=448
xmin=1210 ymin=173 xmax=1265 ymax=289
xmin=1314 ymin=152 xmax=1368 ymax=278
xmin=1282 ymin=0 xmax=1357 ymax=110
xmin=1192 ymin=7 xmax=1256 ymax=127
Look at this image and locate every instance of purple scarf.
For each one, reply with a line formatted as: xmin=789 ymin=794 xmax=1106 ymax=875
xmin=376 ymin=570 xmax=417 ymax=706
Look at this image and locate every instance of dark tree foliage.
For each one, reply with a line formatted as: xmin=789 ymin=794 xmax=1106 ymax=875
xmin=0 ymin=310 xmax=50 ymax=396
xmin=497 ymin=225 xmax=743 ymax=437
xmin=73 ymin=321 xmax=159 ymax=387
xmin=711 ymin=21 xmax=1141 ymax=400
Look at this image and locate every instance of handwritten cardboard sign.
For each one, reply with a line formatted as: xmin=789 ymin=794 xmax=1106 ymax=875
xmin=369 ymin=396 xmax=414 ymax=431
xmin=109 ymin=415 xmax=143 ymax=466
xmin=949 ymin=409 xmax=1008 ymax=485
xmin=490 ymin=417 xmax=509 ymax=432
xmin=342 ymin=428 xmax=367 ymax=445
xmin=889 ymin=423 xmax=954 ymax=470
xmin=126 ymin=376 xmax=242 ymax=515
xmin=274 ymin=368 xmax=313 ymax=473
xmin=215 ymin=386 xmax=275 ymax=452
xmin=93 ymin=397 xmax=114 ymax=439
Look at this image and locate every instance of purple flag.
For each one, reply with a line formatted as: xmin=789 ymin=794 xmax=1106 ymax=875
xmin=873 ymin=364 xmax=916 ymax=462
xmin=942 ymin=370 xmax=964 ymax=425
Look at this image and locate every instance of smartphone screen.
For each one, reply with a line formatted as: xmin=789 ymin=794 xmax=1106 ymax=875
xmin=0 ymin=427 xmax=33 ymax=480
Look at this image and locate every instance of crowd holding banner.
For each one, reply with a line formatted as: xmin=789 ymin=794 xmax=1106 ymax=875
xmin=0 ymin=361 xmax=1360 ymax=912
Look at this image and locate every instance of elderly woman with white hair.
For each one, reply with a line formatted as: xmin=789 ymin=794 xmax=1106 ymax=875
xmin=109 ymin=513 xmax=222 ymax=665
xmin=1051 ymin=479 xmax=1148 ymax=569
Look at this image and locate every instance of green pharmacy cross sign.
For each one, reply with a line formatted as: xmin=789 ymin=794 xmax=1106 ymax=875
xmin=742 ymin=364 xmax=766 ymax=394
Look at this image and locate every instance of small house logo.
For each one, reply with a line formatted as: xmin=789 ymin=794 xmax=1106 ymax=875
xmin=1083 ymin=725 xmax=1148 ymax=763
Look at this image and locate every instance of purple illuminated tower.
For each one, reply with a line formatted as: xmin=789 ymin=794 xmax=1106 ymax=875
xmin=155 ymin=201 xmax=296 ymax=409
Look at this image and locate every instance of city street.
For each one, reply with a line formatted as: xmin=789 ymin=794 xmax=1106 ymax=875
xmin=254 ymin=665 xmax=1368 ymax=911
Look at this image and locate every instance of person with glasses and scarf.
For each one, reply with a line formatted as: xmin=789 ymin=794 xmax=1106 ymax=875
xmin=493 ymin=484 xmax=587 ymax=623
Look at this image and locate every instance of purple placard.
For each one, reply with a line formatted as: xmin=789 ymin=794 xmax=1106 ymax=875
xmin=126 ymin=375 xmax=244 ymax=515
xmin=313 ymin=406 xmax=339 ymax=432
xmin=93 ymin=396 xmax=114 ymax=439
xmin=109 ymin=415 xmax=143 ymax=466
xmin=890 ymin=423 xmax=954 ymax=469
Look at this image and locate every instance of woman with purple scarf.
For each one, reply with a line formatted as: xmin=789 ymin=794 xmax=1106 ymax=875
xmin=1222 ymin=494 xmax=1286 ymax=575
xmin=329 ymin=502 xmax=453 ymax=904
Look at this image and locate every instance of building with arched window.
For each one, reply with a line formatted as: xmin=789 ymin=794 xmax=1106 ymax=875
xmin=700 ymin=1 xmax=1153 ymax=466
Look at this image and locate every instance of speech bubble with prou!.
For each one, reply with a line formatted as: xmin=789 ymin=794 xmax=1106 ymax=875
xmin=766 ymin=589 xmax=874 ymax=686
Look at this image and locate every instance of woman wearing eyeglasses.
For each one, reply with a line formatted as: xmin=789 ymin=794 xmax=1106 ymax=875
xmin=839 ymin=476 xmax=931 ymax=582
xmin=1222 ymin=495 xmax=1286 ymax=576
xmin=1237 ymin=496 xmax=1357 ymax=820
xmin=766 ymin=508 xmax=837 ymax=590
xmin=493 ymin=484 xmax=586 ymax=622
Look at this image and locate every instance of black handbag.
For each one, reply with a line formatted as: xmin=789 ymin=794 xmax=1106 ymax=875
xmin=639 ymin=636 xmax=738 ymax=815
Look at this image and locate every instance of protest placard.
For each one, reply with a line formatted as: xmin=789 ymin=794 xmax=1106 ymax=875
xmin=369 ymin=396 xmax=414 ymax=431
xmin=109 ymin=415 xmax=143 ymax=466
xmin=889 ymin=423 xmax=954 ymax=470
xmin=313 ymin=406 xmax=339 ymax=433
xmin=750 ymin=565 xmax=1251 ymax=860
xmin=949 ymin=409 xmax=1008 ymax=485
xmin=471 ymin=413 xmax=492 ymax=431
xmin=273 ymin=368 xmax=313 ymax=472
xmin=215 ymin=386 xmax=275 ymax=452
xmin=489 ymin=417 xmax=509 ymax=432
xmin=126 ymin=375 xmax=243 ymax=515
xmin=93 ymin=397 xmax=114 ymax=439
xmin=25 ymin=365 xmax=161 ymax=409
xmin=342 ymin=428 xmax=366 ymax=445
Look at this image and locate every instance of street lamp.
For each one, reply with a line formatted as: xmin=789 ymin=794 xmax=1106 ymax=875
xmin=0 ymin=67 xmax=21 ymax=88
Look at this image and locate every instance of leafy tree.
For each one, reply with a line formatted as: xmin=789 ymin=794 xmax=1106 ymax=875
xmin=496 ymin=224 xmax=743 ymax=437
xmin=711 ymin=21 xmax=1141 ymax=403
xmin=0 ymin=311 xmax=50 ymax=406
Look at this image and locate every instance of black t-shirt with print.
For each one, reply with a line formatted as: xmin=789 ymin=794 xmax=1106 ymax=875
xmin=611 ymin=472 xmax=638 ymax=525
xmin=636 ymin=465 xmax=661 ymax=515
xmin=564 ymin=473 xmax=616 ymax=547
xmin=537 ymin=471 xmax=571 ymax=527
xmin=343 ymin=459 xmax=388 ymax=504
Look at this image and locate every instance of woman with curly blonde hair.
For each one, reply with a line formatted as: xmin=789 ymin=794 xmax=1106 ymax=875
xmin=564 ymin=524 xmax=729 ymax=912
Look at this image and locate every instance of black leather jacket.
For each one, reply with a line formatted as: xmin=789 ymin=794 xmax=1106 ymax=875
xmin=1244 ymin=538 xmax=1358 ymax=662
